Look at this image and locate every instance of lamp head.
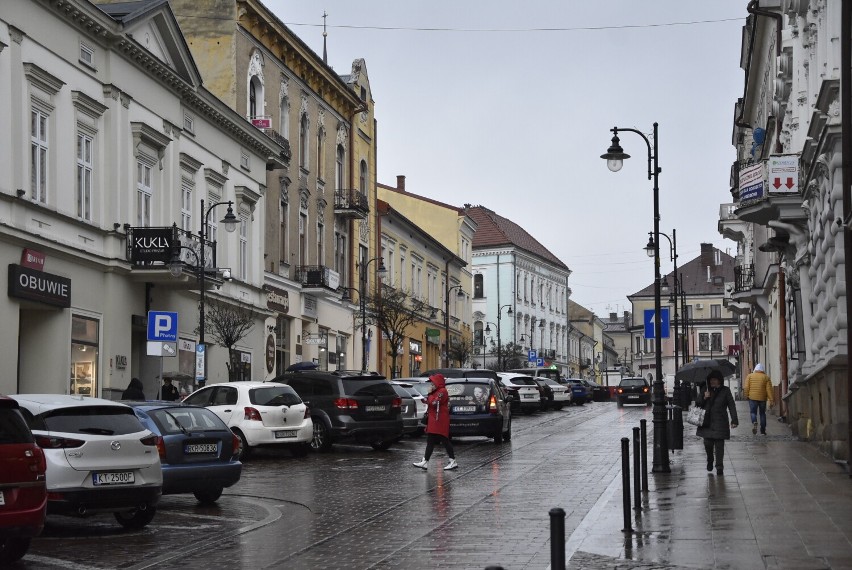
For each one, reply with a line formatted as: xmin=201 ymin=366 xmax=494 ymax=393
xmin=221 ymin=203 xmax=238 ymax=233
xmin=377 ymin=258 xmax=387 ymax=274
xmin=601 ymin=133 xmax=630 ymax=172
xmin=456 ymin=287 xmax=465 ymax=298
xmin=485 ymin=324 xmax=492 ymax=334
xmin=506 ymin=306 xmax=513 ymax=315
xmin=538 ymin=320 xmax=546 ymax=329
xmin=661 ymin=276 xmax=670 ymax=295
xmin=341 ymin=288 xmax=352 ymax=302
xmin=645 ymin=233 xmax=655 ymax=258
xmin=168 ymin=261 xmax=183 ymax=278
xmin=519 ymin=334 xmax=526 ymax=343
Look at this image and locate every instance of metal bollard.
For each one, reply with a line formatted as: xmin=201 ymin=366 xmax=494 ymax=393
xmin=632 ymin=427 xmax=641 ymax=511
xmin=484 ymin=567 xmax=505 ymax=570
xmin=640 ymin=419 xmax=649 ymax=492
xmin=550 ymin=507 xmax=566 ymax=570
xmin=621 ymin=437 xmax=632 ymax=532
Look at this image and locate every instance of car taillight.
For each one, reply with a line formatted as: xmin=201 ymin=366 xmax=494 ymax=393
xmin=140 ymin=434 xmax=159 ymax=446
xmin=488 ymin=395 xmax=498 ymax=413
xmin=391 ymin=397 xmax=402 ymax=409
xmin=25 ymin=447 xmax=46 ymax=475
xmin=35 ymin=435 xmax=84 ymax=449
xmin=334 ymin=398 xmax=358 ymax=410
xmin=232 ymin=433 xmax=241 ymax=459
xmin=642 ymin=387 xmax=649 ymax=393
xmin=303 ymin=406 xmax=310 ymax=419
xmin=152 ymin=436 xmax=166 ymax=461
xmin=244 ymin=407 xmax=263 ymax=421
xmin=617 ymin=388 xmax=624 ymax=394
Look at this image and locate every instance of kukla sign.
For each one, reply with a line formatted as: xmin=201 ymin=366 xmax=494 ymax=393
xmin=130 ymin=227 xmax=174 ymax=264
xmin=8 ymin=264 xmax=71 ymax=308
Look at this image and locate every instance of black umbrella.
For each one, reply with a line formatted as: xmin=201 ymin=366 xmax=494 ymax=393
xmin=285 ymin=361 xmax=319 ymax=372
xmin=675 ymin=358 xmax=738 ymax=384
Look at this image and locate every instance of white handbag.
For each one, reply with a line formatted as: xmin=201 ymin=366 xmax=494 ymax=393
xmin=685 ymin=404 xmax=706 ymax=427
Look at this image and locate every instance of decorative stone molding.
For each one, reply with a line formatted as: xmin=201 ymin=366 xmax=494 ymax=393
xmin=235 ymin=185 xmax=263 ymax=217
xmin=162 ymin=120 xmax=181 ymax=140
xmin=9 ymin=26 xmax=23 ymax=45
xmin=204 ymin=167 xmax=228 ymax=188
xmin=300 ymin=92 xmax=309 ymax=117
xmin=71 ymin=90 xmax=108 ymax=119
xmin=318 ymin=108 xmax=326 ymax=131
xmin=130 ymin=122 xmax=170 ymax=169
xmin=336 ymin=123 xmax=348 ymax=148
xmin=248 ymin=49 xmax=264 ymax=84
xmin=23 ymin=62 xmax=65 ymax=100
xmin=103 ymin=84 xmax=120 ymax=101
xmin=179 ymin=152 xmax=203 ymax=172
xmin=316 ymin=198 xmax=326 ymax=223
xmin=279 ymin=176 xmax=291 ymax=202
xmin=299 ymin=188 xmax=310 ymax=210
xmin=279 ymin=77 xmax=289 ymax=105
xmin=359 ymin=219 xmax=369 ymax=242
xmin=222 ymin=160 xmax=230 ymax=176
xmin=120 ymin=91 xmax=132 ymax=108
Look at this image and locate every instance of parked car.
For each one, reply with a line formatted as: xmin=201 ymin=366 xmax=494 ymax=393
xmin=182 ymin=382 xmax=312 ymax=459
xmin=421 ymin=368 xmax=519 ymax=409
xmin=274 ymin=371 xmax=403 ymax=452
xmin=445 ymin=378 xmax=512 ymax=444
xmin=507 ymin=367 xmax=564 ymax=385
xmin=392 ymin=381 xmax=428 ymax=436
xmin=123 ymin=402 xmax=242 ymax=504
xmin=530 ymin=378 xmax=555 ymax=411
xmin=390 ymin=383 xmax=420 ymax=437
xmin=542 ymin=378 xmax=570 ymax=409
xmin=11 ymin=395 xmax=161 ymax=530
xmin=497 ymin=373 xmax=542 ymax=414
xmin=0 ymin=396 xmax=46 ymax=564
xmin=584 ymin=380 xmax=609 ymax=402
xmin=564 ymin=379 xmax=589 ymax=405
xmin=616 ymin=377 xmax=652 ymax=407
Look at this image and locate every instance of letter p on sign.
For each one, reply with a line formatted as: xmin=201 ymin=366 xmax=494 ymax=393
xmin=147 ymin=311 xmax=178 ymax=342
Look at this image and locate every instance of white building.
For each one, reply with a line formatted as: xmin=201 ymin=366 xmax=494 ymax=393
xmin=0 ymin=0 xmax=284 ymax=398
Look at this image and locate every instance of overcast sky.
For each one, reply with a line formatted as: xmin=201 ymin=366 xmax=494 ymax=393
xmin=265 ymin=0 xmax=745 ymax=317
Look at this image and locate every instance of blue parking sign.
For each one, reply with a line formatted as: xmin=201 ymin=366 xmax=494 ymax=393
xmin=528 ymin=350 xmax=537 ymax=362
xmin=147 ymin=311 xmax=178 ymax=342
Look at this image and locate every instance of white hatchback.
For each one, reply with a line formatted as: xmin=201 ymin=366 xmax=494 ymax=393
xmin=183 ymin=382 xmax=312 ymax=458
xmin=10 ymin=395 xmax=162 ymax=529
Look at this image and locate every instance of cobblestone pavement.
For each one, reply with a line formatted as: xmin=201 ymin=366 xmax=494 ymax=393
xmin=14 ymin=399 xmax=852 ymax=570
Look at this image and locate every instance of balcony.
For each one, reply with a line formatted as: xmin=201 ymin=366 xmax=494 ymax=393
xmin=125 ymin=226 xmax=222 ymax=289
xmin=295 ymin=265 xmax=341 ymax=297
xmin=718 ymin=203 xmax=746 ymax=242
xmin=734 ymin=156 xmax=806 ymax=226
xmin=333 ymin=189 xmax=369 ymax=219
xmin=733 ymin=264 xmax=754 ymax=293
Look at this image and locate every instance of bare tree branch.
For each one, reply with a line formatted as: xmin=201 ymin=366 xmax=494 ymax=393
xmin=196 ymin=300 xmax=258 ymax=381
xmin=363 ymin=285 xmax=431 ymax=377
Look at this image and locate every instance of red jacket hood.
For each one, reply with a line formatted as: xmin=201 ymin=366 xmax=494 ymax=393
xmin=428 ymin=373 xmax=446 ymax=390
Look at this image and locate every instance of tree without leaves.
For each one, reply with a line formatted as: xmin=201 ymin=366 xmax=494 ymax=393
xmin=487 ymin=341 xmax=526 ymax=371
xmin=363 ymin=285 xmax=431 ymax=378
xmin=447 ymin=336 xmax=474 ymax=368
xmin=197 ymin=300 xmax=258 ymax=381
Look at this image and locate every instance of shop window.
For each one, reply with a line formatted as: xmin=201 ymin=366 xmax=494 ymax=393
xmin=70 ymin=315 xmax=99 ymax=396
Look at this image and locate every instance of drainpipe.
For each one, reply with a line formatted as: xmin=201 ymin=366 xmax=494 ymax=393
xmin=841 ymin=0 xmax=852 ymax=473
xmin=778 ymin=268 xmax=788 ymax=422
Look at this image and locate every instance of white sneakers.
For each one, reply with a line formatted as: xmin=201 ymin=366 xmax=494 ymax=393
xmin=412 ymin=458 xmax=459 ymax=470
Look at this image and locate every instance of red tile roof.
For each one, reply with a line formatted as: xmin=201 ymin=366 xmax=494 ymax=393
xmin=467 ymin=206 xmax=568 ymax=270
xmin=629 ymin=244 xmax=735 ymax=298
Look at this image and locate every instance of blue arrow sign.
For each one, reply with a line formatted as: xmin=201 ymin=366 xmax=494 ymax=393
xmin=643 ymin=307 xmax=670 ymax=339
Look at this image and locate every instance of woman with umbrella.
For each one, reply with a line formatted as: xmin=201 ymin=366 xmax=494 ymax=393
xmin=696 ymin=368 xmax=738 ymax=475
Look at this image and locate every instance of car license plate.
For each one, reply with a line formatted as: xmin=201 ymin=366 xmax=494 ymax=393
xmin=92 ymin=472 xmax=135 ymax=486
xmin=0 ymin=491 xmax=4 ymax=506
xmin=275 ymin=430 xmax=296 ymax=439
xmin=523 ymin=394 xmax=536 ymax=399
xmin=185 ymin=443 xmax=217 ymax=454
xmin=365 ymin=405 xmax=385 ymax=412
xmin=454 ymin=406 xmax=476 ymax=413
xmin=628 ymin=395 xmax=639 ymax=399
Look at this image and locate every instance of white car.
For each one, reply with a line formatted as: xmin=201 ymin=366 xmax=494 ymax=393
xmin=542 ymin=378 xmax=571 ymax=410
xmin=496 ymin=373 xmax=543 ymax=414
xmin=392 ymin=381 xmax=428 ymax=436
xmin=10 ymin=395 xmax=162 ymax=529
xmin=183 ymin=382 xmax=312 ymax=458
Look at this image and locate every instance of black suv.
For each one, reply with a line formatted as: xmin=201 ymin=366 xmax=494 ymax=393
xmin=616 ymin=377 xmax=652 ymax=407
xmin=274 ymin=371 xmax=403 ymax=451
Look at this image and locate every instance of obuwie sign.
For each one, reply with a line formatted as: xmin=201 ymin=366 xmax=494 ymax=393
xmin=8 ymin=264 xmax=71 ymax=308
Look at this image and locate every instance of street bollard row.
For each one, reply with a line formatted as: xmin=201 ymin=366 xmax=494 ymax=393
xmin=621 ymin=419 xmax=651 ymax=533
xmin=485 ymin=507 xmax=566 ymax=570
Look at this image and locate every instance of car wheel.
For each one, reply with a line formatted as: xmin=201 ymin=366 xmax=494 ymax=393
xmin=0 ymin=537 xmax=31 ymax=564
xmin=193 ymin=487 xmax=223 ymax=504
xmin=311 ymin=420 xmax=333 ymax=452
xmin=646 ymin=399 xmax=652 ymax=407
xmin=290 ymin=443 xmax=310 ymax=457
xmin=114 ymin=504 xmax=156 ymax=530
xmin=553 ymin=404 xmax=563 ymax=411
xmin=504 ymin=417 xmax=512 ymax=442
xmin=370 ymin=440 xmax=393 ymax=451
xmin=234 ymin=429 xmax=252 ymax=460
xmin=617 ymin=398 xmax=624 ymax=408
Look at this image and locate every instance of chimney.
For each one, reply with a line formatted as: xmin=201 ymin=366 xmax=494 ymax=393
xmin=623 ymin=311 xmax=630 ymax=326
xmin=610 ymin=312 xmax=617 ymax=322
xmin=700 ymin=243 xmax=714 ymax=271
xmin=396 ymin=175 xmax=406 ymax=192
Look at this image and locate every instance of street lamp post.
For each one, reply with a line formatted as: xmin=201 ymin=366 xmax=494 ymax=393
xmin=602 ymin=123 xmax=670 ymax=473
xmin=443 ymin=284 xmax=466 ymax=367
xmin=356 ymin=257 xmax=386 ymax=372
xmin=648 ymin=229 xmax=678 ymax=372
xmin=170 ymin=200 xmax=238 ymax=386
xmin=496 ymin=304 xmax=513 ymax=370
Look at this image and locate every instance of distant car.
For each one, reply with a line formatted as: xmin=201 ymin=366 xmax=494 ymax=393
xmin=182 ymin=382 xmax=312 ymax=459
xmin=564 ymin=379 xmax=589 ymax=405
xmin=0 ymin=396 xmax=46 ymax=564
xmin=584 ymin=380 xmax=609 ymax=402
xmin=11 ymin=395 xmax=162 ymax=530
xmin=274 ymin=371 xmax=403 ymax=452
xmin=542 ymin=378 xmax=570 ymax=410
xmin=616 ymin=377 xmax=652 ymax=407
xmin=123 ymin=402 xmax=242 ymax=504
xmin=390 ymin=383 xmax=420 ymax=437
xmin=497 ymin=373 xmax=543 ymax=414
xmin=392 ymin=381 xmax=428 ymax=436
xmin=445 ymin=378 xmax=512 ymax=444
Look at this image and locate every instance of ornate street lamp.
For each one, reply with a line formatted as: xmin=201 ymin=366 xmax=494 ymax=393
xmin=602 ymin=123 xmax=670 ymax=473
xmin=443 ymin=284 xmax=466 ymax=367
xmin=356 ymin=257 xmax=386 ymax=372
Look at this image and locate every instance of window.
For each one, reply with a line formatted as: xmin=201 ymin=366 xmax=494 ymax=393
xmin=317 ymin=222 xmax=324 ymax=266
xmin=136 ymin=159 xmax=153 ymax=227
xmin=206 ymin=192 xmax=220 ymax=265
xmin=240 ymin=151 xmax=250 ymax=170
xmin=334 ymin=230 xmax=346 ymax=281
xmin=249 ymin=78 xmax=259 ymax=119
xmin=386 ymin=242 xmax=395 ymax=287
xmin=711 ymin=333 xmax=723 ymax=353
xmin=70 ymin=315 xmax=99 ymax=396
xmin=279 ymin=199 xmax=288 ymax=267
xmin=710 ymin=304 xmax=722 ymax=318
xmin=280 ymin=96 xmax=290 ymax=140
xmin=359 ymin=160 xmax=368 ymax=193
xmin=474 ymin=274 xmax=484 ymax=298
xmin=474 ymin=321 xmax=483 ymax=346
xmin=299 ymin=114 xmax=309 ymax=168
xmin=76 ymin=132 xmax=93 ymax=220
xmin=316 ymin=128 xmax=325 ymax=177
xmin=180 ymin=177 xmax=192 ymax=231
xmin=79 ymin=42 xmax=94 ymax=66
xmin=239 ymin=215 xmax=248 ymax=280
xmin=183 ymin=113 xmax=194 ymax=134
xmin=336 ymin=145 xmax=345 ymax=190
xmin=399 ymin=249 xmax=406 ymax=289
xmin=31 ymin=108 xmax=49 ymax=203
xmin=299 ymin=213 xmax=307 ymax=265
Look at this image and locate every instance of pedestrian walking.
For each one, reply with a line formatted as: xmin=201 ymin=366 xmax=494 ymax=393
xmin=413 ymin=373 xmax=458 ymax=471
xmin=122 ymin=377 xmax=146 ymax=401
xmin=696 ymin=369 xmax=738 ymax=475
xmin=743 ymin=363 xmax=774 ymax=435
xmin=158 ymin=376 xmax=180 ymax=401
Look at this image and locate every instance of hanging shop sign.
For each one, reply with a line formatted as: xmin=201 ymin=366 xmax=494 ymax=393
xmin=129 ymin=227 xmax=175 ymax=264
xmin=265 ymin=286 xmax=290 ymax=313
xmin=266 ymin=334 xmax=276 ymax=373
xmin=8 ymin=264 xmax=71 ymax=308
xmin=20 ymin=249 xmax=45 ymax=270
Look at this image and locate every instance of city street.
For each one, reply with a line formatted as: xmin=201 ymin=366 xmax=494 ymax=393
xmin=16 ymin=399 xmax=633 ymax=570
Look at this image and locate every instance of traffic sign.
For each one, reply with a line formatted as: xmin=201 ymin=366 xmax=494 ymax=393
xmin=195 ymin=344 xmax=206 ymax=381
xmin=643 ymin=307 xmax=670 ymax=339
xmin=528 ymin=350 xmax=537 ymax=362
xmin=536 ymin=358 xmax=544 ymax=367
xmin=147 ymin=311 xmax=178 ymax=342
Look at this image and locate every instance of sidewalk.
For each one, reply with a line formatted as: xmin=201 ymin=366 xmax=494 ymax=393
xmin=565 ymin=400 xmax=852 ymax=570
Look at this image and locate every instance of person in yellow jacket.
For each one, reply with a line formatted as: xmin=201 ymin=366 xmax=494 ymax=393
xmin=744 ymin=363 xmax=774 ymax=435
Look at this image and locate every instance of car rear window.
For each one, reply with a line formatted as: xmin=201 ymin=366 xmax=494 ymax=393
xmin=392 ymin=385 xmax=412 ymax=398
xmin=35 ymin=406 xmax=145 ymax=436
xmin=0 ymin=407 xmax=34 ymax=444
xmin=620 ymin=379 xmax=647 ymax=387
xmin=341 ymin=379 xmax=395 ymax=397
xmin=508 ymin=377 xmax=538 ymax=386
xmin=445 ymin=382 xmax=492 ymax=405
xmin=411 ymin=384 xmax=430 ymax=397
xmin=250 ymin=386 xmax=302 ymax=406
xmin=543 ymin=379 xmax=561 ymax=387
xmin=149 ymin=407 xmax=227 ymax=434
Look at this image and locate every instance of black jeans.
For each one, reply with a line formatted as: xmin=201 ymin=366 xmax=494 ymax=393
xmin=704 ymin=438 xmax=725 ymax=469
xmin=424 ymin=433 xmax=454 ymax=460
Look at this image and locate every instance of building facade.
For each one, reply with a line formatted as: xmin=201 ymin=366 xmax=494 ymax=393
xmin=0 ymin=0 xmax=283 ymax=398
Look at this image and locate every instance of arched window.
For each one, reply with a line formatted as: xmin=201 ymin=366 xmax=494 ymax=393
xmin=473 ymin=274 xmax=484 ymax=299
xmin=474 ymin=321 xmax=484 ymax=346
xmin=249 ymin=81 xmax=257 ymax=118
xmin=316 ymin=128 xmax=324 ymax=175
xmin=359 ymin=160 xmax=368 ymax=193
xmin=335 ymin=144 xmax=345 ymax=189
xmin=299 ymin=114 xmax=308 ymax=168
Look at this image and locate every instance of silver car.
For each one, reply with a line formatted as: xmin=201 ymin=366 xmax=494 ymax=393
xmin=11 ymin=395 xmax=162 ymax=529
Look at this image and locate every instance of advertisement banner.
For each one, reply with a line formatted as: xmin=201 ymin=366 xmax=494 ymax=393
xmin=739 ymin=163 xmax=765 ymax=202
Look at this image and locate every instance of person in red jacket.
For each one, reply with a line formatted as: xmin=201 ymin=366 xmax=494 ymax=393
xmin=413 ymin=373 xmax=458 ymax=470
